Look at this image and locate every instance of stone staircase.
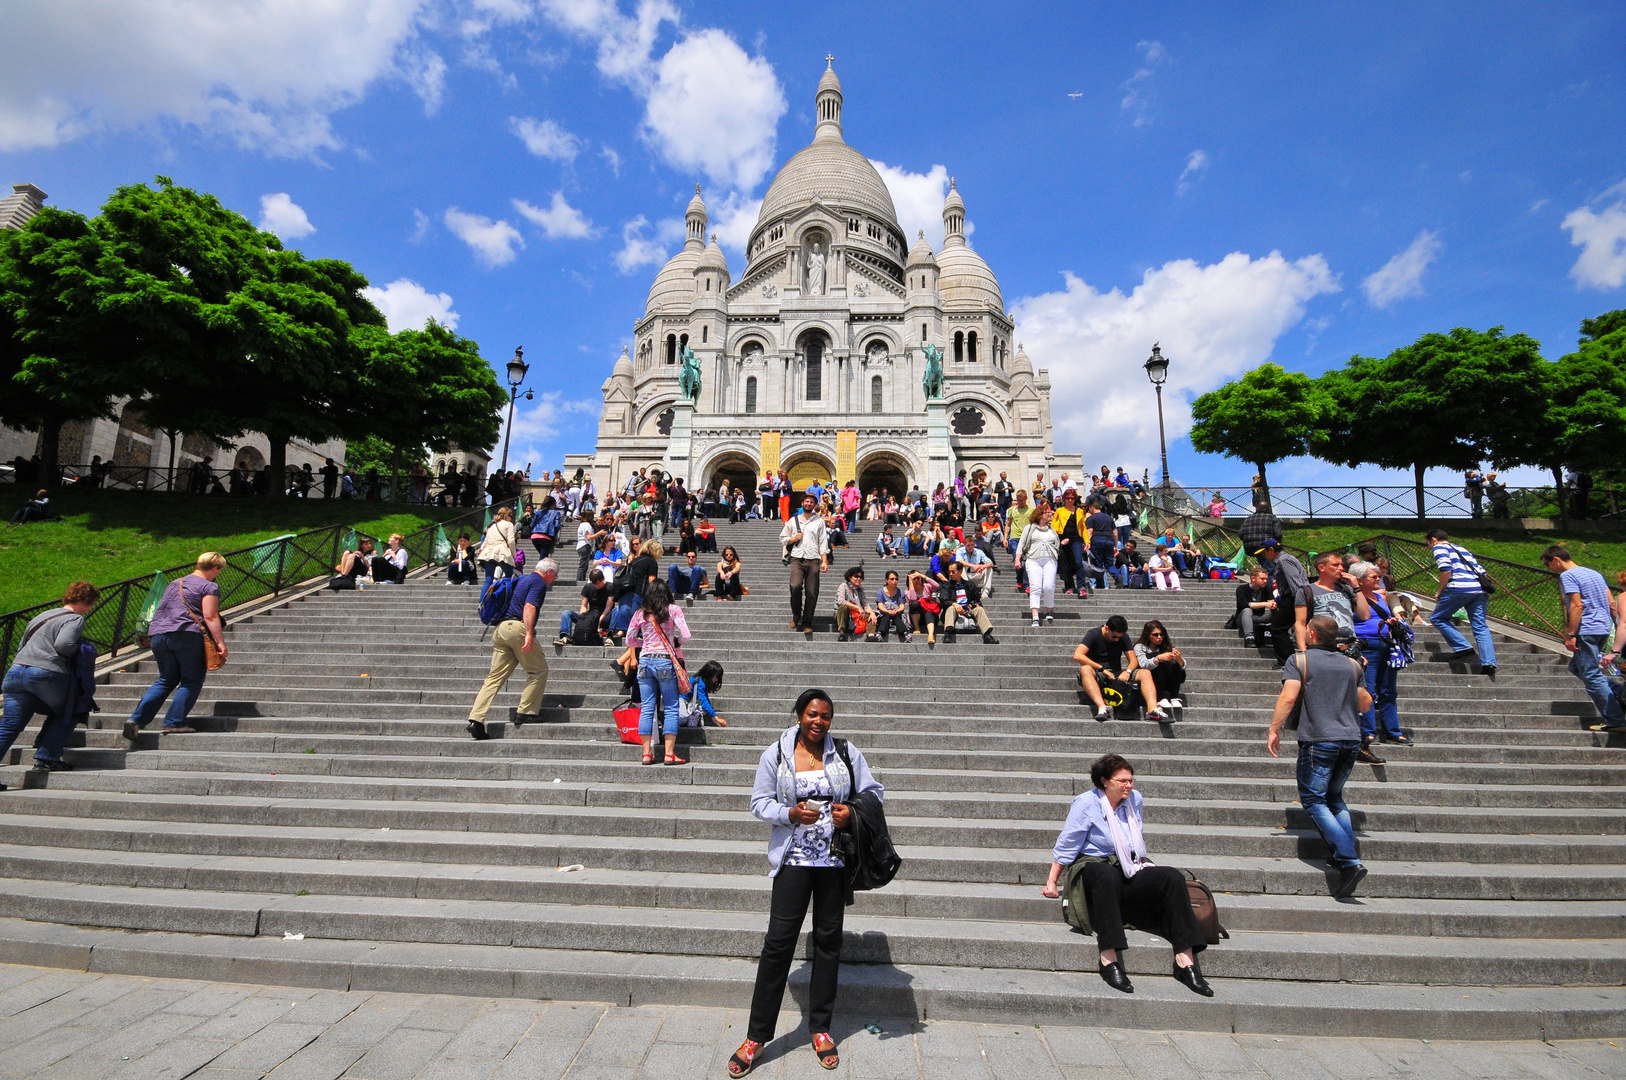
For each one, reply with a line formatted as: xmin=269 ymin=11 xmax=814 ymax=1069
xmin=0 ymin=520 xmax=1623 ymax=1038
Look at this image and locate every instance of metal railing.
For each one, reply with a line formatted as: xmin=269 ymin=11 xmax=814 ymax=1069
xmin=1148 ymin=485 xmax=1599 ymax=521
xmin=1 ymin=463 xmax=498 ymax=506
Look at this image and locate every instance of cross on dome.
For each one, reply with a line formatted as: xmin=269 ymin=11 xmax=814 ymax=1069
xmin=826 ymin=53 xmax=834 ymax=67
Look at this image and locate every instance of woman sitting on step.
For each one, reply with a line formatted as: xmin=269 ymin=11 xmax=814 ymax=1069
xmin=1041 ymin=753 xmax=1213 ymax=998
xmin=714 ymin=546 xmax=744 ymax=601
xmin=731 ymin=689 xmax=884 ymax=1077
xmin=1148 ymin=543 xmax=1181 ymax=591
xmin=1133 ymin=620 xmax=1187 ymax=713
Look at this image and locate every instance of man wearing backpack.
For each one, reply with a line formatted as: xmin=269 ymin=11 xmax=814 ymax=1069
xmin=1425 ymin=528 xmax=1497 ymax=677
xmin=468 ymin=558 xmax=558 ymax=740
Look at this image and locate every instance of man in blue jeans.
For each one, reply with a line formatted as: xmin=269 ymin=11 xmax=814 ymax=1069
xmin=1425 ymin=527 xmax=1497 ymax=677
xmin=1267 ymin=617 xmax=1374 ymax=899
xmin=1542 ymin=545 xmax=1626 ymax=732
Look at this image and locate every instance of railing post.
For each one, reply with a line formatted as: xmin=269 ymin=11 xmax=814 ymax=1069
xmin=273 ymin=537 xmax=287 ymax=596
xmin=109 ymin=583 xmax=133 ymax=659
xmin=1306 ymin=489 xmax=1314 ymax=519
xmin=1361 ymin=489 xmax=1367 ymax=519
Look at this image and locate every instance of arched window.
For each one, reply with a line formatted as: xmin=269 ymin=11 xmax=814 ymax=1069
xmin=805 ymin=339 xmax=823 ymax=400
xmin=871 ymin=375 xmax=883 ymax=414
xmin=921 ymin=323 xmax=928 ymax=342
xmin=968 ymin=331 xmax=978 ymax=365
xmin=666 ymin=335 xmax=676 ymax=365
xmin=745 ymin=377 xmax=757 ymax=414
xmin=701 ymin=326 xmax=708 ymax=344
xmin=679 ymin=333 xmax=688 ymax=353
xmin=953 ymin=331 xmax=964 ymax=363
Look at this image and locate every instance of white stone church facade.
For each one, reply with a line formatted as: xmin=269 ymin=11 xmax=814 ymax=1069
xmin=577 ymin=63 xmax=1080 ymax=497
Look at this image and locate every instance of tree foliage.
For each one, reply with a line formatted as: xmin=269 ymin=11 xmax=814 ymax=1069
xmin=1188 ymin=363 xmax=1327 ymax=492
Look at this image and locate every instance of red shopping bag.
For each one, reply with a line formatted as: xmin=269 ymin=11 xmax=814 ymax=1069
xmin=613 ymin=700 xmax=642 ymax=745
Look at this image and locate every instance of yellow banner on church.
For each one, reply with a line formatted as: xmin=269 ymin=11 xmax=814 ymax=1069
xmin=760 ymin=431 xmax=781 ymax=476
xmin=835 ymin=431 xmax=857 ymax=485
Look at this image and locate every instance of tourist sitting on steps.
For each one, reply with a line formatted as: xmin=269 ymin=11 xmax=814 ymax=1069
xmin=667 ymin=550 xmax=708 ymax=605
xmin=1074 ymin=615 xmax=1168 ymax=722
xmin=1134 ymin=621 xmax=1187 ymax=714
xmin=446 ymin=534 xmax=478 ymax=585
xmin=1041 ymin=753 xmax=1213 ymax=998
xmin=904 ymin=570 xmax=941 ymax=645
xmin=713 ymin=546 xmax=744 ymax=601
xmin=370 ymin=533 xmax=408 ymax=584
xmin=331 ymin=538 xmax=375 ymax=589
xmin=1230 ymin=567 xmax=1275 ymax=647
xmin=555 ymin=568 xmax=611 ymax=646
xmin=1148 ymin=543 xmax=1181 ymax=591
xmin=940 ymin=562 xmax=999 ymax=645
xmin=732 ymin=689 xmax=883 ymax=1077
xmin=834 ymin=567 xmax=875 ymax=642
xmin=873 ymin=570 xmax=912 ymax=642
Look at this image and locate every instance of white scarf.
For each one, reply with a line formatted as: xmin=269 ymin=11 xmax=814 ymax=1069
xmin=1096 ymin=789 xmax=1152 ymax=879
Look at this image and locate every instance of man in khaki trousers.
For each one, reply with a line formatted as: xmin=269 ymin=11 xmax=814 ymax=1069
xmin=468 ymin=558 xmax=558 ymax=739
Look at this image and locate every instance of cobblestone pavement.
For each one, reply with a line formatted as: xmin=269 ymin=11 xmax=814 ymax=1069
xmin=0 ymin=965 xmax=1622 ymax=1080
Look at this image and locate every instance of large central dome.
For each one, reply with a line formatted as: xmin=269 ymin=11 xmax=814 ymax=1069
xmin=754 ymin=64 xmax=899 ymax=234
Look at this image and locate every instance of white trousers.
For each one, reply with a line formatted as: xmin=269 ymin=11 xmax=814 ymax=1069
xmin=1027 ymin=557 xmax=1058 ymax=612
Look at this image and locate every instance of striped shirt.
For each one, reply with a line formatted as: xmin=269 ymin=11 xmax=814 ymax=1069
xmin=1432 ymin=542 xmax=1484 ymax=592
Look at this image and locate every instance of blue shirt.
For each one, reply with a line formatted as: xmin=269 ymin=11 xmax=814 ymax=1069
xmin=1432 ymin=542 xmax=1484 ymax=593
xmin=1051 ymin=788 xmax=1143 ymax=864
xmin=1561 ymin=565 xmax=1614 ymax=636
xmin=506 ymin=573 xmax=548 ymax=621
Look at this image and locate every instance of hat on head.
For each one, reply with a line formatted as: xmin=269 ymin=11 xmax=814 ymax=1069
xmin=1252 ymin=538 xmax=1283 ymax=555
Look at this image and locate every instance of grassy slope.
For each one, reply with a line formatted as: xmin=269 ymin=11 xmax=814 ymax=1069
xmin=0 ymin=488 xmax=472 ymax=614
xmin=1280 ymin=522 xmax=1626 ymax=578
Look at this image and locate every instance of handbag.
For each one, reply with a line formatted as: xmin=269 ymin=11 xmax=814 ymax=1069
xmin=1183 ymin=870 xmax=1230 ymax=945
xmin=178 ymin=579 xmax=225 ymax=671
xmin=612 ymin=699 xmax=642 ymax=744
xmin=1454 ymin=545 xmax=1497 ymax=595
xmin=648 ymin=615 xmax=691 ymax=695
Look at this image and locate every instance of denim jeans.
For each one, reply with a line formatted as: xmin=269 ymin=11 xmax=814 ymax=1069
xmin=481 ymin=559 xmax=515 ymax=593
xmin=607 ymin=593 xmax=640 ymax=633
xmin=1429 ymin=587 xmax=1497 ymax=665
xmin=1358 ymin=639 xmax=1402 ymax=740
xmin=1569 ymin=634 xmax=1625 ymax=723
xmin=638 ymin=655 xmax=681 ymax=737
xmin=128 ymin=632 xmax=207 ymax=730
xmin=0 ymin=664 xmax=72 ymax=764
xmin=1090 ymin=543 xmax=1117 ymax=590
xmin=1296 ymin=740 xmax=1362 ymax=869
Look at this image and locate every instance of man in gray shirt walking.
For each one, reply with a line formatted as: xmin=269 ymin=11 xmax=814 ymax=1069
xmin=780 ymin=493 xmax=830 ymax=636
xmin=1268 ymin=616 xmax=1374 ymax=899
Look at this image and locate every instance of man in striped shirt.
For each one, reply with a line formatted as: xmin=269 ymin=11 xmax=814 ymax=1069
xmin=1425 ymin=528 xmax=1497 ymax=677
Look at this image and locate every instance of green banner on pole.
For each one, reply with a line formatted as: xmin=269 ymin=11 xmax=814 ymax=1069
xmin=135 ymin=572 xmax=169 ymax=633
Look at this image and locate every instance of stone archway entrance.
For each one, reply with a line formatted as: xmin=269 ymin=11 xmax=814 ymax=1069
xmin=858 ymin=452 xmax=910 ymax=503
xmin=706 ymin=452 xmax=759 ymax=499
xmin=782 ymin=452 xmax=834 ymax=496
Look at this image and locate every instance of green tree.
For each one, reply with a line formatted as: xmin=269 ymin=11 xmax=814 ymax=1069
xmin=1314 ymin=326 xmax=1548 ymax=518
xmin=1188 ymin=363 xmax=1327 ymax=497
xmin=0 ymin=209 xmax=132 ymax=488
xmin=341 ymin=434 xmax=425 ymax=480
xmin=96 ymin=178 xmax=384 ymax=496
xmin=351 ymin=320 xmax=505 ymax=501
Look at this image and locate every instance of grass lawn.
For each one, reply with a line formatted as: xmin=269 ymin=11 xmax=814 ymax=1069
xmin=1280 ymin=523 xmax=1626 ymax=577
xmin=0 ymin=487 xmax=475 ymax=614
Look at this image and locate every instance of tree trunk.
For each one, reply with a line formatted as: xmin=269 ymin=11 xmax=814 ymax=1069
xmin=266 ymin=432 xmax=288 ymax=498
xmin=165 ymin=429 xmax=179 ymax=493
xmin=1553 ymin=464 xmax=1568 ymax=528
xmin=37 ymin=415 xmax=62 ymax=491
xmin=1413 ymin=462 xmax=1426 ymax=520
xmin=1255 ymin=461 xmax=1269 ymax=507
xmin=391 ymin=444 xmax=402 ymax=504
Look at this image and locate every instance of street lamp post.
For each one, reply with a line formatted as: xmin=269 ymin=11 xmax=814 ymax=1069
xmin=1143 ymin=343 xmax=1171 ymax=500
xmin=499 ymin=346 xmax=531 ymax=475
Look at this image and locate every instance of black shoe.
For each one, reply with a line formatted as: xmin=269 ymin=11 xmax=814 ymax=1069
xmin=466 ymin=721 xmax=491 ymax=741
xmin=1098 ymin=961 xmax=1134 ymax=994
xmin=944 ymin=631 xmax=957 ymax=643
xmin=1357 ymin=745 xmax=1386 ymax=765
xmin=982 ymin=631 xmax=999 ymax=645
xmin=1331 ymin=864 xmax=1368 ymax=899
xmin=1481 ymin=664 xmax=1497 ymax=677
xmin=1451 ymin=648 xmax=1476 ymax=662
xmin=838 ymin=630 xmax=851 ymax=642
xmin=1242 ymin=637 xmax=1256 ymax=648
xmin=30 ymin=759 xmax=71 ymax=772
xmin=122 ymin=720 xmax=140 ymax=741
xmin=512 ymin=713 xmax=539 ymax=726
xmin=1173 ymin=959 xmax=1213 ymax=997
xmin=1377 ymin=733 xmax=1411 ymax=745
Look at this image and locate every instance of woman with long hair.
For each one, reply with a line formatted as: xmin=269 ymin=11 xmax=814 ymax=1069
xmin=714 ymin=546 xmax=744 ymax=601
xmin=624 ymin=580 xmax=690 ymax=765
xmin=1134 ymin=620 xmax=1187 ymax=715
xmin=1051 ymin=488 xmax=1087 ymax=596
xmin=731 ymin=690 xmax=884 ymax=1076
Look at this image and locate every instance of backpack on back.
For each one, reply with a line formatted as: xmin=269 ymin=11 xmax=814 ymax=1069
xmin=479 ymin=577 xmax=519 ymax=626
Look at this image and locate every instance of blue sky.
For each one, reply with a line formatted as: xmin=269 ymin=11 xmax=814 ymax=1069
xmin=3 ymin=1 xmax=1624 ymax=490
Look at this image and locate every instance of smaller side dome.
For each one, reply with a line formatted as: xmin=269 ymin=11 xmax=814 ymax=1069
xmin=646 ymin=247 xmax=700 ymax=314
xmin=1010 ymin=342 xmax=1034 ymax=379
xmin=696 ymin=233 xmax=729 ymax=275
xmin=613 ymin=345 xmax=634 ymax=380
xmin=906 ymin=229 xmax=937 ymax=269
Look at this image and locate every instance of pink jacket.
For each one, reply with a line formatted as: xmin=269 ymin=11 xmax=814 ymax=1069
xmin=626 ymin=607 xmax=690 ymax=660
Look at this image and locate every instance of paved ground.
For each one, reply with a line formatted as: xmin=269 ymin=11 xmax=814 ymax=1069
xmin=0 ymin=965 xmax=1622 ymax=1080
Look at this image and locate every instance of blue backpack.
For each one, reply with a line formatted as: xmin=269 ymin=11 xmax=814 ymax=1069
xmin=479 ymin=576 xmax=518 ymax=627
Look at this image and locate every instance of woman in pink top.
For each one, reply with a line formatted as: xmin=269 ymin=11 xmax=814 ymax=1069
xmin=625 ymin=580 xmax=692 ymax=765
xmin=840 ymin=480 xmax=862 ymax=531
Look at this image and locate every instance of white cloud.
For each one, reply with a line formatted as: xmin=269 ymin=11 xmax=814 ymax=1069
xmin=1177 ymin=150 xmax=1208 ymax=196
xmin=642 ymin=29 xmax=785 ymax=190
xmin=872 ymin=161 xmax=953 ymax=248
xmin=1361 ymin=230 xmax=1442 ymax=307
xmin=361 ymin=278 xmax=458 ymax=332
xmin=1562 ymin=183 xmax=1626 ymax=290
xmin=410 ymin=208 xmax=431 ymax=242
xmin=536 ymin=0 xmax=679 ymax=89
xmin=0 ymin=0 xmax=440 ymax=156
xmin=510 ymin=116 xmax=582 ymax=162
xmin=498 ymin=390 xmax=600 ymax=470
xmin=257 ymin=193 xmax=315 ymax=240
xmin=1530 ymin=198 xmax=1549 ymax=213
xmin=601 ymin=145 xmax=623 ymax=176
xmin=710 ymin=191 xmax=761 ymax=255
xmin=444 ymin=207 xmax=524 ymax=267
xmin=512 ymin=192 xmax=600 ymax=239
xmin=1119 ymin=40 xmax=1167 ymax=127
xmin=615 ymin=214 xmax=666 ymax=272
xmin=1011 ymin=251 xmax=1340 ymax=470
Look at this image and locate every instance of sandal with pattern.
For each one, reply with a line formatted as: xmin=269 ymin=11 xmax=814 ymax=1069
xmin=812 ymin=1032 xmax=839 ymax=1070
xmin=727 ymin=1038 xmax=761 ymax=1077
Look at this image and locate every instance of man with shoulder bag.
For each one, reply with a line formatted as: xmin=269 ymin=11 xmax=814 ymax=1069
xmin=1267 ymin=616 xmax=1375 ymax=899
